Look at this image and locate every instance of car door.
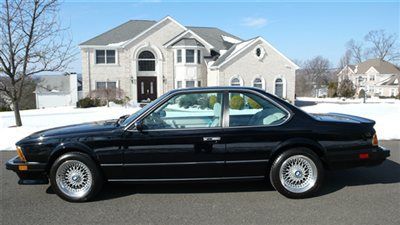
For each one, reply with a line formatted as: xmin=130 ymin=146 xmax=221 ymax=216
xmin=121 ymin=91 xmax=227 ymax=180
xmin=222 ymin=91 xmax=291 ymax=177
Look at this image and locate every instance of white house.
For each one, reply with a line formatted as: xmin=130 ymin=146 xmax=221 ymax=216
xmin=79 ymin=16 xmax=298 ymax=103
xmin=338 ymin=59 xmax=400 ymax=97
xmin=35 ymin=73 xmax=78 ymax=108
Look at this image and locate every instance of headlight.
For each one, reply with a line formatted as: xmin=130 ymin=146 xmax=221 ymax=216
xmin=372 ymin=133 xmax=379 ymax=146
xmin=16 ymin=146 xmax=27 ymax=162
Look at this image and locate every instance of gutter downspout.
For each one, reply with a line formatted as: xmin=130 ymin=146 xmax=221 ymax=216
xmin=87 ymin=49 xmax=92 ymax=97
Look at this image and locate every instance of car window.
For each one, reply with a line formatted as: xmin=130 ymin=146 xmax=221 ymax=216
xmin=228 ymin=92 xmax=288 ymax=127
xmin=142 ymin=92 xmax=223 ymax=130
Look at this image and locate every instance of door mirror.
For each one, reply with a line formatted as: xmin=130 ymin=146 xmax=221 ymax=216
xmin=134 ymin=120 xmax=144 ymax=132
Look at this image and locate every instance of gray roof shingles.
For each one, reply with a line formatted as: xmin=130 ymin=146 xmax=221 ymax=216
xmin=80 ymin=20 xmax=243 ymax=52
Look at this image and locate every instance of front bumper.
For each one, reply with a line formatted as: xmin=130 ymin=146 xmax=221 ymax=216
xmin=327 ymin=146 xmax=390 ymax=170
xmin=5 ymin=156 xmax=49 ymax=184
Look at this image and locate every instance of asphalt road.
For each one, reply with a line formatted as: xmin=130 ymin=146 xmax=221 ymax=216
xmin=1 ymin=141 xmax=399 ymax=225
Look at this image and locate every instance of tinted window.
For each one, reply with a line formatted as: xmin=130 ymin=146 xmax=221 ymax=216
xmin=186 ymin=49 xmax=195 ymax=63
xmin=142 ymin=92 xmax=223 ymax=130
xmin=228 ymin=92 xmax=288 ymax=127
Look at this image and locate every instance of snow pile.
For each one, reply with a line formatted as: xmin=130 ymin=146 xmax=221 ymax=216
xmin=301 ymin=102 xmax=400 ymax=140
xmin=221 ymin=35 xmax=241 ymax=44
xmin=0 ymin=105 xmax=140 ymax=150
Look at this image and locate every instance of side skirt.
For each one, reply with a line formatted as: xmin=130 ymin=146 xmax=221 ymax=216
xmin=107 ymin=176 xmax=266 ymax=183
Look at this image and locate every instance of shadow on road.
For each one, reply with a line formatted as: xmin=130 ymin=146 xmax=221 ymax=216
xmin=44 ymin=159 xmax=400 ymax=202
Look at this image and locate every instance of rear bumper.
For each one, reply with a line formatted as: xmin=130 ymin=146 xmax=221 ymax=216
xmin=327 ymin=146 xmax=390 ymax=170
xmin=5 ymin=156 xmax=49 ymax=185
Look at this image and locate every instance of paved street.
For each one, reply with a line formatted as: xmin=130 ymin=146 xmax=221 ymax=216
xmin=1 ymin=141 xmax=399 ymax=225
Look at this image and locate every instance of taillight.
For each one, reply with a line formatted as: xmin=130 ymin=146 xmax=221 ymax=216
xmin=372 ymin=133 xmax=379 ymax=146
xmin=16 ymin=146 xmax=27 ymax=162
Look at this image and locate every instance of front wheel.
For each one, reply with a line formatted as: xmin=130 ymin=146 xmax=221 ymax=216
xmin=49 ymin=152 xmax=103 ymax=202
xmin=269 ymin=148 xmax=324 ymax=199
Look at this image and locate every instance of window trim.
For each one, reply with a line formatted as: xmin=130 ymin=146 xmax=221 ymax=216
xmin=95 ymin=81 xmax=118 ymax=90
xmin=185 ymin=49 xmax=195 ymax=64
xmin=252 ymin=76 xmax=265 ymax=90
xmin=124 ymin=89 xmax=292 ymax=132
xmin=273 ymin=77 xmax=286 ymax=99
xmin=95 ymin=49 xmax=117 ymax=65
xmin=224 ymin=90 xmax=292 ymax=129
xmin=137 ymin=91 xmax=225 ymax=131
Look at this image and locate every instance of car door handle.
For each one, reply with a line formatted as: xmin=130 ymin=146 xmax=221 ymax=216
xmin=203 ymin=137 xmax=221 ymax=142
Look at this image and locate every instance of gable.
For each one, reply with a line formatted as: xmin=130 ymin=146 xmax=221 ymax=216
xmin=212 ymin=37 xmax=299 ymax=70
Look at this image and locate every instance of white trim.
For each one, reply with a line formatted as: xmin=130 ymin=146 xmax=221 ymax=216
xmin=252 ymin=76 xmax=265 ymax=90
xmin=94 ymin=49 xmax=118 ymax=65
xmin=163 ymin=29 xmax=214 ymax=49
xmin=122 ymin=16 xmax=187 ymax=48
xmin=273 ymin=76 xmax=287 ymax=99
xmin=213 ymin=37 xmax=299 ymax=70
xmin=230 ymin=75 xmax=243 ymax=86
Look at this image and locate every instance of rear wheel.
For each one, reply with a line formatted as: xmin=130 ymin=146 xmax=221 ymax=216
xmin=269 ymin=148 xmax=324 ymax=199
xmin=49 ymin=152 xmax=103 ymax=202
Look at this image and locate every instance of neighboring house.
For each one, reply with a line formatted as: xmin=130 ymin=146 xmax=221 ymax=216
xmin=79 ymin=16 xmax=298 ymax=103
xmin=338 ymin=59 xmax=400 ymax=97
xmin=35 ymin=73 xmax=78 ymax=108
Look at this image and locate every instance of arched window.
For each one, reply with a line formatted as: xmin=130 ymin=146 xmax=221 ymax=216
xmin=253 ymin=78 xmax=263 ymax=89
xmin=275 ymin=78 xmax=284 ymax=98
xmin=231 ymin=77 xmax=241 ymax=86
xmin=138 ymin=51 xmax=155 ymax=71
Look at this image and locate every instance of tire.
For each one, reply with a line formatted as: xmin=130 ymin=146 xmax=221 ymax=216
xmin=269 ymin=148 xmax=324 ymax=199
xmin=49 ymin=152 xmax=103 ymax=202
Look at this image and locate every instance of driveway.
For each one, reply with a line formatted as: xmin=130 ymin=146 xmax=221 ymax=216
xmin=1 ymin=140 xmax=399 ymax=225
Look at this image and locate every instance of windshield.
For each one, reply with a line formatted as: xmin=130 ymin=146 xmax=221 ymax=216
xmin=120 ymin=93 xmax=167 ymax=127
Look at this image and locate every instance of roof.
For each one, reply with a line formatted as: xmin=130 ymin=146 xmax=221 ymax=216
xmin=186 ymin=26 xmax=243 ymax=51
xmin=80 ymin=20 xmax=242 ymax=51
xmin=211 ymin=38 xmax=256 ymax=67
xmin=355 ymin=59 xmax=400 ymax=74
xmin=380 ymin=74 xmax=400 ymax=86
xmin=80 ymin=20 xmax=157 ymax=46
xmin=171 ymin=38 xmax=204 ymax=47
xmin=35 ymin=75 xmax=72 ymax=94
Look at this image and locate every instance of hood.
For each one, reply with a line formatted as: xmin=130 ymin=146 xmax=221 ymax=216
xmin=311 ymin=113 xmax=375 ymax=125
xmin=25 ymin=120 xmax=118 ymax=140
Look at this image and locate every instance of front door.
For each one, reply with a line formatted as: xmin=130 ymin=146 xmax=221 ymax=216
xmin=122 ymin=91 xmax=227 ymax=179
xmin=137 ymin=76 xmax=157 ymax=102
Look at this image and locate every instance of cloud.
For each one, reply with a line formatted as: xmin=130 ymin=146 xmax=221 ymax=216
xmin=241 ymin=17 xmax=268 ymax=28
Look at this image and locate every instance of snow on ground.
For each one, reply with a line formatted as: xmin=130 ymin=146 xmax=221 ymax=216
xmin=0 ymin=105 xmax=140 ymax=150
xmin=297 ymin=97 xmax=399 ymax=104
xmin=301 ymin=102 xmax=400 ymax=140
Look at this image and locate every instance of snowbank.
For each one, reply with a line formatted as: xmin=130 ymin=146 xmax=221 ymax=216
xmin=0 ymin=106 xmax=140 ymax=150
xmin=301 ymin=102 xmax=400 ymax=140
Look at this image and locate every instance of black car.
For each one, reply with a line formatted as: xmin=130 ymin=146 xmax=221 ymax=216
xmin=6 ymin=87 xmax=390 ymax=202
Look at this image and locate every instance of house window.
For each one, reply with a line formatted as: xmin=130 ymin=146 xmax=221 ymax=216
xmin=186 ymin=49 xmax=195 ymax=63
xmin=96 ymin=50 xmax=116 ymax=64
xmin=253 ymin=78 xmax=263 ymax=89
xmin=231 ymin=77 xmax=241 ymax=86
xmin=275 ymin=78 xmax=284 ymax=98
xmin=369 ymin=75 xmax=375 ymax=81
xmin=177 ymin=81 xmax=182 ymax=88
xmin=197 ymin=50 xmax=201 ymax=64
xmin=138 ymin=51 xmax=155 ymax=71
xmin=256 ymin=48 xmax=261 ymax=57
xmin=186 ymin=80 xmax=195 ymax=88
xmin=197 ymin=81 xmax=201 ymax=87
xmin=96 ymin=81 xmax=117 ymax=90
xmin=177 ymin=50 xmax=182 ymax=63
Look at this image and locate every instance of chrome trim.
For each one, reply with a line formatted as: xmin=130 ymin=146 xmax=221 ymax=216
xmin=124 ymin=88 xmax=293 ymax=132
xmin=100 ymin=163 xmax=123 ymax=167
xmin=226 ymin=159 xmax=269 ymax=164
xmin=123 ymin=161 xmax=225 ymax=167
xmin=108 ymin=176 xmax=265 ymax=182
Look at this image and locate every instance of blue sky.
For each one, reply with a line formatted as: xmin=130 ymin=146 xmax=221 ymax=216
xmin=60 ymin=0 xmax=399 ymax=72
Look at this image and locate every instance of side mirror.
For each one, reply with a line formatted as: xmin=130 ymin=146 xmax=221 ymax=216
xmin=134 ymin=120 xmax=144 ymax=132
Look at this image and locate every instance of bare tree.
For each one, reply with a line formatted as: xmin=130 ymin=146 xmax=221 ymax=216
xmin=346 ymin=39 xmax=364 ymax=64
xmin=303 ymin=56 xmax=331 ymax=89
xmin=364 ymin=30 xmax=400 ymax=62
xmin=0 ymin=0 xmax=75 ymax=126
xmin=90 ymin=88 xmax=125 ymax=107
xmin=338 ymin=49 xmax=352 ymax=70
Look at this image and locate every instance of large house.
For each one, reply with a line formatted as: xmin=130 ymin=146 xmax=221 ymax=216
xmin=337 ymin=59 xmax=400 ymax=97
xmin=79 ymin=16 xmax=298 ymax=103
